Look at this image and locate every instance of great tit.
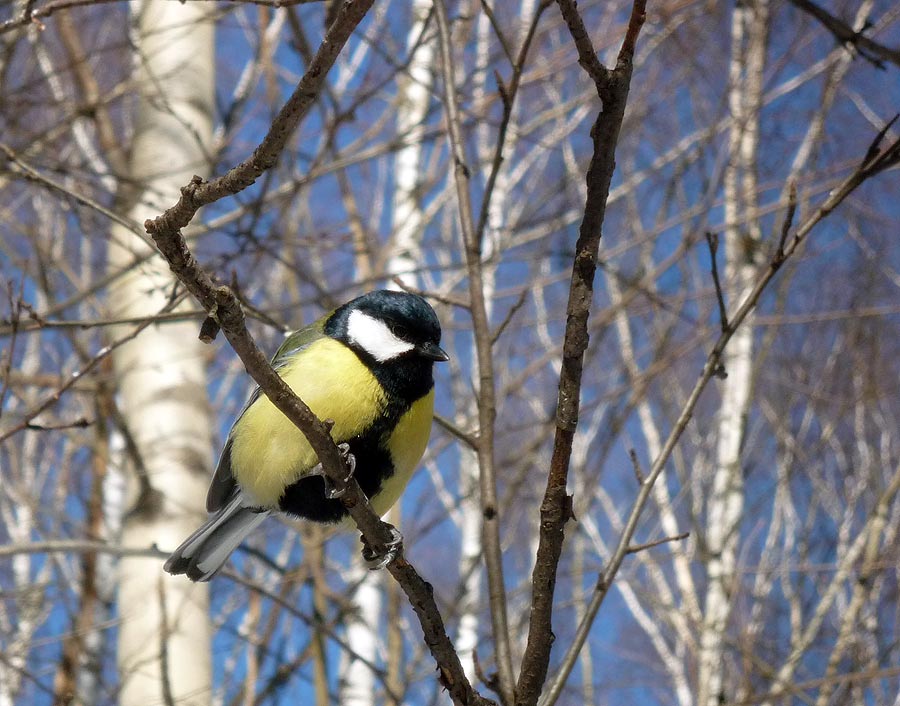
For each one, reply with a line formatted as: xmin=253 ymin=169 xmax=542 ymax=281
xmin=164 ymin=290 xmax=449 ymax=581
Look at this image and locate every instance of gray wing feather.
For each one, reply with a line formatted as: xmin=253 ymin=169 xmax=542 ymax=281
xmin=165 ymin=490 xmax=270 ymax=581
xmin=205 ymin=319 xmax=328 ymax=512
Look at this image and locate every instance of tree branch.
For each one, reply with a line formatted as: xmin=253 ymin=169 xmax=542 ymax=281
xmin=516 ymin=2 xmax=646 ymax=704
xmin=705 ymin=232 xmax=729 ymax=332
xmin=536 ymin=121 xmax=900 ymax=706
xmin=0 ymin=297 xmax=177 ymax=444
xmin=787 ymin=0 xmax=900 ymax=70
xmin=433 ymin=0 xmax=515 ymax=701
xmin=144 ymin=0 xmax=375 ymax=239
xmin=0 ymin=0 xmax=319 ymax=35
xmin=149 ymin=210 xmax=492 ymax=706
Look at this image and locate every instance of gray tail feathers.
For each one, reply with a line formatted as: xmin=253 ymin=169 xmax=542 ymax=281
xmin=164 ymin=492 xmax=269 ymax=582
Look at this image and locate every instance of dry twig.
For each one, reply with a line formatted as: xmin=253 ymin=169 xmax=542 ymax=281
xmin=433 ymin=0 xmax=514 ymax=699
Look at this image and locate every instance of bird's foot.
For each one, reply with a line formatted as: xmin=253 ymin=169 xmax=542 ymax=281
xmin=313 ymin=443 xmax=356 ymax=500
xmin=362 ymin=525 xmax=403 ymax=570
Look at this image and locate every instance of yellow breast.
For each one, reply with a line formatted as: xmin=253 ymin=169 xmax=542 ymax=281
xmin=230 ymin=338 xmax=386 ymax=507
xmin=373 ymin=389 xmax=435 ymax=517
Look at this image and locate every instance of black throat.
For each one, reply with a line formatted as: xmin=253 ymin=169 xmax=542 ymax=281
xmin=324 ymin=307 xmax=435 ymax=406
xmin=278 ymin=308 xmax=436 ymax=524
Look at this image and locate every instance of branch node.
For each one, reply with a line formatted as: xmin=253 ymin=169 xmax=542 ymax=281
xmin=564 ymin=493 xmax=576 ymax=523
xmin=455 ymin=157 xmax=471 ymax=178
xmin=861 ymin=114 xmax=900 ymax=175
xmin=494 ymin=69 xmax=510 ymax=108
xmin=774 ymin=181 xmax=798 ymax=265
xmin=198 ymin=315 xmax=220 ymax=344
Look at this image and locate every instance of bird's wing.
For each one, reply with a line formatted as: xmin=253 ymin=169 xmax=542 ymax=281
xmin=206 ymin=317 xmax=328 ymax=512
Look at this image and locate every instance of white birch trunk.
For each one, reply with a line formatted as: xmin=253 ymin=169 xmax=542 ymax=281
xmin=696 ymin=1 xmax=768 ymax=703
xmin=108 ymin=3 xmax=216 ymax=705
xmin=338 ymin=562 xmax=383 ymax=706
xmin=388 ymin=0 xmax=434 ymax=286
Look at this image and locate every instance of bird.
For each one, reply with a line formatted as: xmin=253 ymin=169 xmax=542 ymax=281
xmin=164 ymin=289 xmax=449 ymax=581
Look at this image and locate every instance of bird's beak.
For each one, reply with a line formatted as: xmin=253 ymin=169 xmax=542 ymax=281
xmin=417 ymin=341 xmax=450 ymax=362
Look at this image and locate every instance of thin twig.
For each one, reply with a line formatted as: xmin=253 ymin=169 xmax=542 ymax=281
xmin=478 ymin=0 xmax=515 ymax=65
xmin=0 ymin=296 xmax=182 ymax=444
xmin=629 ymin=448 xmax=644 ymax=484
xmin=157 ymin=576 xmax=176 ymax=706
xmin=433 ymin=0 xmax=514 ymax=701
xmin=0 ymin=309 xmax=209 ymax=336
xmin=433 ymin=413 xmax=480 ymax=451
xmin=490 ymin=288 xmax=528 ymax=346
xmin=706 ymin=231 xmax=729 ymax=332
xmin=724 ymin=664 xmax=900 ymax=705
xmin=473 ymin=0 xmax=551 ymax=252
xmin=625 ymin=531 xmax=690 ymax=555
xmin=144 ymin=0 xmax=376 ymax=239
xmin=0 ymin=142 xmax=147 ymax=242
xmin=0 ymin=540 xmax=167 ymax=559
xmin=0 ymin=0 xmax=316 ymax=34
xmin=553 ymin=0 xmax=610 ymax=90
xmin=0 ymin=281 xmax=22 ymax=416
xmin=24 ymin=417 xmax=91 ymax=431
xmin=389 ymin=277 xmax=471 ymax=309
xmin=787 ymin=0 xmax=900 ymax=70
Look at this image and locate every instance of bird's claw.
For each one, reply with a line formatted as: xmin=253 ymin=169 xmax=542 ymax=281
xmin=319 ymin=443 xmax=356 ymax=500
xmin=362 ymin=525 xmax=403 ymax=570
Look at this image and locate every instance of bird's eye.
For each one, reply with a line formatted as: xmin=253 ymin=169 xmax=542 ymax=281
xmin=390 ymin=323 xmax=409 ymax=339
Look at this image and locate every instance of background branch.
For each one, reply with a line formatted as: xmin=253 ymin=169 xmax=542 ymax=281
xmin=788 ymin=0 xmax=900 ymax=69
xmin=433 ymin=0 xmax=515 ymax=700
xmin=516 ymin=1 xmax=646 ymax=703
xmin=538 ymin=124 xmax=900 ymax=706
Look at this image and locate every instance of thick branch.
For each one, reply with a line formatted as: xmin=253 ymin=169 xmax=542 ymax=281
xmin=140 ymin=6 xmax=494 ymax=702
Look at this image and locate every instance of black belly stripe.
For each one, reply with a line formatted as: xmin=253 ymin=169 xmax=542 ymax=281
xmin=274 ymin=350 xmax=435 ymax=523
xmin=277 ymin=389 xmax=420 ymax=523
xmin=278 ymin=433 xmax=394 ymax=523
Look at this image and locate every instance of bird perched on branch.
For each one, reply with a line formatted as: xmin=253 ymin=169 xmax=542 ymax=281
xmin=164 ymin=290 xmax=448 ymax=581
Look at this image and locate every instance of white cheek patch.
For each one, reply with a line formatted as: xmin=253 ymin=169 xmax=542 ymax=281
xmin=347 ymin=310 xmax=415 ymax=362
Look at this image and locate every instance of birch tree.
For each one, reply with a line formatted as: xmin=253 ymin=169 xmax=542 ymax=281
xmin=1 ymin=0 xmax=899 ymax=704
xmin=697 ymin=0 xmax=769 ymax=702
xmin=106 ymin=3 xmax=216 ymax=704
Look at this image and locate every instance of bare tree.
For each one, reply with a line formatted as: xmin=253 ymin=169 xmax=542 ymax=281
xmin=1 ymin=0 xmax=899 ymax=705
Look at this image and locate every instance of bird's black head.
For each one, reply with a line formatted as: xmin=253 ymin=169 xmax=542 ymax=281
xmin=326 ymin=290 xmax=449 ymax=367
